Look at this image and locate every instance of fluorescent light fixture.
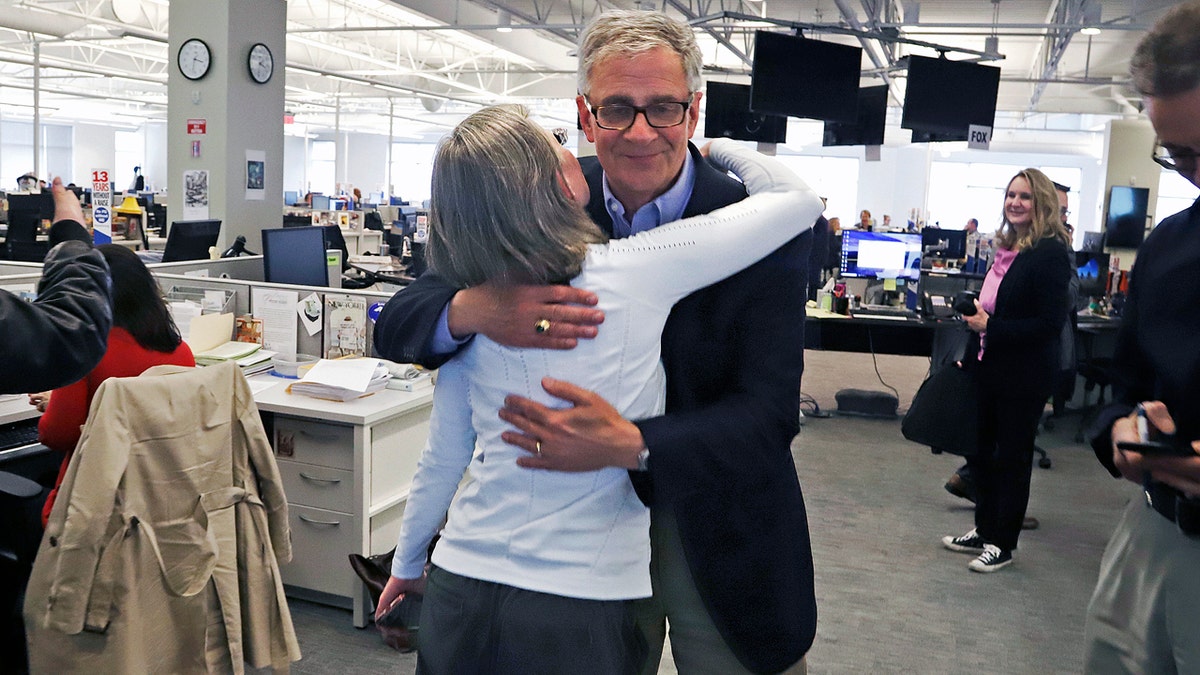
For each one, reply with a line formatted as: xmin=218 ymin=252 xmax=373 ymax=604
xmin=497 ymin=10 xmax=512 ymax=33
xmin=1080 ymin=26 xmax=1101 ymax=36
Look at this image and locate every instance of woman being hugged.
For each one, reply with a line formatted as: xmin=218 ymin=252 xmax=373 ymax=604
xmin=942 ymin=168 xmax=1073 ymax=572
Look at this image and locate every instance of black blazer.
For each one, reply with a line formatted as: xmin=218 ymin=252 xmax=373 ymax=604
xmin=965 ymin=235 xmax=1072 ymax=399
xmin=373 ymin=143 xmax=816 ymax=672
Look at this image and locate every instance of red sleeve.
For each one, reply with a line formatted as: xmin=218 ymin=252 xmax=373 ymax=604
xmin=38 ymin=376 xmax=91 ymax=454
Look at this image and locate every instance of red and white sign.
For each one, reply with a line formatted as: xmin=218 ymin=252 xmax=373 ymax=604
xmin=187 ymin=118 xmax=207 ymax=135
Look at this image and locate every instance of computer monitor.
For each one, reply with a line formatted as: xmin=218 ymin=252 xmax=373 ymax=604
xmin=902 ymin=56 xmax=1001 ymax=137
xmin=920 ymin=227 xmax=968 ymax=260
xmin=284 ymin=190 xmax=299 ymax=206
xmin=261 ymin=226 xmax=329 ymax=287
xmin=1104 ymin=185 xmax=1150 ymax=249
xmin=823 ymin=85 xmax=888 ymax=147
xmin=839 ymin=230 xmax=922 ymax=281
xmin=749 ymin=31 xmax=862 ymax=123
xmin=283 ymin=213 xmax=311 ymax=228
xmin=161 ymin=220 xmax=222 ymax=263
xmin=321 ymin=224 xmax=350 ymax=271
xmin=704 ymin=81 xmax=788 ymax=144
xmin=1076 ymin=251 xmax=1110 ymax=299
xmin=311 ymin=194 xmax=331 ymax=210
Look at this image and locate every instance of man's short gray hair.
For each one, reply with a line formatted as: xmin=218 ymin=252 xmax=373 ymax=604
xmin=427 ymin=105 xmax=606 ymax=288
xmin=1131 ymin=1 xmax=1200 ymax=96
xmin=577 ymin=10 xmax=703 ymax=97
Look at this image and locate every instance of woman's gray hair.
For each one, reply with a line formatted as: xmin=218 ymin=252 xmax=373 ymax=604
xmin=427 ymin=104 xmax=606 ymax=288
xmin=577 ymin=10 xmax=703 ymax=96
xmin=1131 ymin=1 xmax=1200 ymax=96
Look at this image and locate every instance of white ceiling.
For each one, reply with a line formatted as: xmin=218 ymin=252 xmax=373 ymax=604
xmin=0 ymin=0 xmax=1177 ymax=142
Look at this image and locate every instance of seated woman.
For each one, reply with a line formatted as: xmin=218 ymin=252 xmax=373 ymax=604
xmin=377 ymin=105 xmax=823 ymax=674
xmin=34 ymin=242 xmax=195 ymax=527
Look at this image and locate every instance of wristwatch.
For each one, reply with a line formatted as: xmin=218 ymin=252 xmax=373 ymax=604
xmin=636 ymin=447 xmax=650 ymax=472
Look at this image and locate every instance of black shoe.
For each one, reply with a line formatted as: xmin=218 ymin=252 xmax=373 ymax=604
xmin=968 ymin=544 xmax=1013 ymax=572
xmin=944 ymin=473 xmax=977 ymax=504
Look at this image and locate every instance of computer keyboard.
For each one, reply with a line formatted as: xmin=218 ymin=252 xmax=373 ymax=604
xmin=0 ymin=418 xmax=40 ymax=452
xmin=851 ymin=305 xmax=918 ymax=320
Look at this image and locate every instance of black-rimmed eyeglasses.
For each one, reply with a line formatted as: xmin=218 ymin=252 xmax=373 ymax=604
xmin=589 ymin=101 xmax=692 ymax=131
xmin=1152 ymin=139 xmax=1200 ymax=174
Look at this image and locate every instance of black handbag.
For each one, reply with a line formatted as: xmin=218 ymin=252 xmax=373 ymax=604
xmin=902 ymin=364 xmax=979 ymax=456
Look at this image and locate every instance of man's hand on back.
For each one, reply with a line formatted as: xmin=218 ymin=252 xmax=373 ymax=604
xmin=447 ymin=282 xmax=604 ymax=349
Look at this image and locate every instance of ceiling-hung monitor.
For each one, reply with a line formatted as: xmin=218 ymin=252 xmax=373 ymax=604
xmin=749 ymin=31 xmax=862 ymax=123
xmin=161 ymin=219 xmax=222 ymax=262
xmin=704 ymin=81 xmax=788 ymax=144
xmin=1103 ymin=185 xmax=1150 ymax=249
xmin=823 ymin=85 xmax=888 ymax=147
xmin=261 ymin=226 xmax=329 ymax=287
xmin=901 ymin=56 xmax=1000 ymax=137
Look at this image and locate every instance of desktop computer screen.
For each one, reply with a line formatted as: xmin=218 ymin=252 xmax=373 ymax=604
xmin=840 ymin=230 xmax=922 ymax=281
xmin=311 ymin=194 xmax=331 ymax=210
xmin=284 ymin=190 xmax=299 ymax=206
xmin=920 ymin=227 xmax=967 ymax=260
xmin=262 ymin=226 xmax=329 ymax=287
xmin=161 ymin=220 xmax=222 ymax=262
xmin=1076 ymin=251 xmax=1110 ymax=299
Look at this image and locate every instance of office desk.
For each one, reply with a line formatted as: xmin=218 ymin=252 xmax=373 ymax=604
xmin=0 ymin=393 xmax=39 ymax=426
xmin=250 ymin=375 xmax=434 ymax=627
xmin=805 ymin=308 xmax=939 ymax=357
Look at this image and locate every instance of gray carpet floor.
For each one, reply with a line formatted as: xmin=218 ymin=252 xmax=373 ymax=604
xmin=273 ymin=349 xmax=1137 ymax=674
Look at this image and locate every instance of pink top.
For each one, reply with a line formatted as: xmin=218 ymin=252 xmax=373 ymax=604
xmin=977 ymin=246 xmax=1019 ymax=358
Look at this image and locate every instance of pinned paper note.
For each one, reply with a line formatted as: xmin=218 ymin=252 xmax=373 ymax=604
xmin=883 ymin=278 xmax=897 ymax=292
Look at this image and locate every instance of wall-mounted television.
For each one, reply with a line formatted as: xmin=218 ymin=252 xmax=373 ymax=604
xmin=704 ymin=81 xmax=788 ymax=144
xmin=750 ymin=31 xmax=862 ymax=123
xmin=823 ymin=85 xmax=888 ymax=147
xmin=839 ymin=230 xmax=923 ymax=281
xmin=1104 ymin=185 xmax=1150 ymax=248
xmin=901 ymin=56 xmax=1000 ymax=136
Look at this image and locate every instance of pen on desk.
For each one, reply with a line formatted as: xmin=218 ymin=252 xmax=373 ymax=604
xmin=1136 ymin=403 xmax=1150 ymax=442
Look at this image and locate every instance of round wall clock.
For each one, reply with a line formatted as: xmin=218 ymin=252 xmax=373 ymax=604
xmin=248 ymin=43 xmax=274 ymax=84
xmin=178 ymin=38 xmax=211 ymax=81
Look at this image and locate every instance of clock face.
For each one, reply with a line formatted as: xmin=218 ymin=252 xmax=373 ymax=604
xmin=178 ymin=38 xmax=211 ymax=81
xmin=248 ymin=43 xmax=274 ymax=84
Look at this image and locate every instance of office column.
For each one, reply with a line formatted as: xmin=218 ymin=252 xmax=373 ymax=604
xmin=167 ymin=0 xmax=286 ymax=251
xmin=1100 ymin=118 xmax=1158 ymax=270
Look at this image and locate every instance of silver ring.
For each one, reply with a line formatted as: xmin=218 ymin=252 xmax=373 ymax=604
xmin=535 ymin=440 xmax=543 ymax=457
xmin=535 ymin=319 xmax=551 ymax=335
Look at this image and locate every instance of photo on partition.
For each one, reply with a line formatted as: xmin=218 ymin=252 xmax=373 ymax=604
xmin=246 ymin=160 xmax=265 ymax=190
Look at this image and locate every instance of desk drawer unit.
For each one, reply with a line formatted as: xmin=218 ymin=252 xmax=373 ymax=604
xmin=273 ymin=416 xmax=353 ymax=470
xmin=286 ymin=504 xmax=359 ymax=598
xmin=277 ymin=460 xmax=354 ymax=513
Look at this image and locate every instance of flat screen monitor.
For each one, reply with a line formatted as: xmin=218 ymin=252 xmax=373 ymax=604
xmin=162 ymin=220 xmax=222 ymax=263
xmin=7 ymin=192 xmax=54 ymax=221
xmin=920 ymin=227 xmax=967 ymax=259
xmin=311 ymin=194 xmax=331 ymax=210
xmin=704 ymin=81 xmax=788 ymax=144
xmin=1104 ymin=185 xmax=1150 ymax=248
xmin=284 ymin=190 xmax=299 ymax=206
xmin=839 ymin=230 xmax=922 ymax=281
xmin=823 ymin=85 xmax=888 ymax=147
xmin=1076 ymin=251 xmax=1110 ymax=299
xmin=902 ymin=56 xmax=1000 ymax=136
xmin=261 ymin=226 xmax=329 ymax=287
xmin=749 ymin=31 xmax=862 ymax=123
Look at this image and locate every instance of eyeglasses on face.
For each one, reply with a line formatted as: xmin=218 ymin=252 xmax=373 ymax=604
xmin=1152 ymin=139 xmax=1200 ymax=173
xmin=1060 ymin=207 xmax=1071 ymax=217
xmin=588 ymin=100 xmax=692 ymax=131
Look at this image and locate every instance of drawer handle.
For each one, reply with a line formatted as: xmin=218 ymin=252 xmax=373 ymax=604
xmin=296 ymin=429 xmax=342 ymax=442
xmin=298 ymin=514 xmax=342 ymax=527
xmin=299 ymin=472 xmax=342 ymax=485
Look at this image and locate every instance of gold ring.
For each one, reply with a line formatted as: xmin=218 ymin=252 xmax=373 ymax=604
xmin=535 ymin=440 xmax=543 ymax=457
xmin=534 ymin=319 xmax=551 ymax=335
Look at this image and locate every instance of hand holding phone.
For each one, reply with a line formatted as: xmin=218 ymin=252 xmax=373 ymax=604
xmin=1116 ymin=439 xmax=1197 ymax=458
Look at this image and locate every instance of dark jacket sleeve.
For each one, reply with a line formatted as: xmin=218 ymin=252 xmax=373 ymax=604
xmin=0 ymin=241 xmax=111 ymax=394
xmin=372 ymin=271 xmax=463 ymax=369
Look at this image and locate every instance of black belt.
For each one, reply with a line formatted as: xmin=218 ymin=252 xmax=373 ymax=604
xmin=1145 ymin=481 xmax=1200 ymax=537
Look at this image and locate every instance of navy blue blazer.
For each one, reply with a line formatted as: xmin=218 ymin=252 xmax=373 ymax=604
xmin=374 ymin=143 xmax=817 ymax=672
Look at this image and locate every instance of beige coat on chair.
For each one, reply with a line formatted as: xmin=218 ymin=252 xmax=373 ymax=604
xmin=24 ymin=362 xmax=300 ymax=674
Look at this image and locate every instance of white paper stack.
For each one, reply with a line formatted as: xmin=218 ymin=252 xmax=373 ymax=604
xmin=195 ymin=340 xmax=262 ymax=367
xmin=288 ymin=358 xmax=390 ymax=402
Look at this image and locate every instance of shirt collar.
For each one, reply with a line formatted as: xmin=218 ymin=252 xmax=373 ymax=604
xmin=602 ymin=148 xmax=696 ymax=238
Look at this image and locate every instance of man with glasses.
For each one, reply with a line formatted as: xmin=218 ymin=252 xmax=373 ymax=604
xmin=1083 ymin=3 xmax=1200 ymax=672
xmin=375 ymin=9 xmax=815 ymax=674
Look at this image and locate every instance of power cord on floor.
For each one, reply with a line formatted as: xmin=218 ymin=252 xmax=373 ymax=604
xmin=866 ymin=328 xmax=901 ymax=402
xmin=800 ymin=393 xmax=831 ymax=418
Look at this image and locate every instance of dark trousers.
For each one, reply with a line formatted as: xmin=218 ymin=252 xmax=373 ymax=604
xmin=966 ymin=388 xmax=1048 ymax=551
xmin=416 ymin=566 xmax=646 ymax=675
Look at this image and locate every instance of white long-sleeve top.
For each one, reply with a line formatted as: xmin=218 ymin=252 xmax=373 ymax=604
xmin=393 ymin=138 xmax=823 ymax=600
